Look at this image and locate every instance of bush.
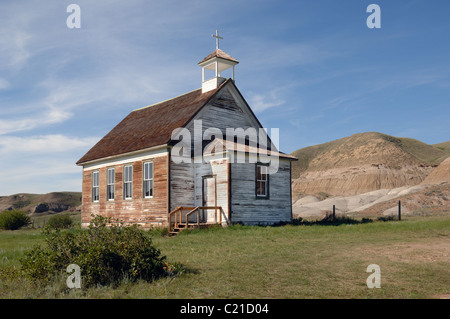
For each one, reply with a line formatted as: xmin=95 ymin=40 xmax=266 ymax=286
xmin=0 ymin=210 xmax=31 ymax=230
xmin=46 ymin=214 xmax=73 ymax=229
xmin=20 ymin=215 xmax=177 ymax=287
xmin=377 ymin=215 xmax=396 ymax=222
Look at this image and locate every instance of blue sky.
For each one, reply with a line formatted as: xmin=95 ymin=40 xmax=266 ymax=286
xmin=0 ymin=0 xmax=449 ymax=195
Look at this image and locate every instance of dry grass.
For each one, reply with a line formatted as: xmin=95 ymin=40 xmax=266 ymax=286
xmin=0 ymin=216 xmax=449 ymax=299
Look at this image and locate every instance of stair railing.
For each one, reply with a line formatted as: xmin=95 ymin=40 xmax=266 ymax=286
xmin=169 ymin=206 xmax=223 ymax=232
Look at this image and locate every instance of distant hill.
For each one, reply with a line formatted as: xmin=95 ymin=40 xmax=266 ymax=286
xmin=433 ymin=141 xmax=450 ymax=153
xmin=0 ymin=192 xmax=81 ymax=215
xmin=422 ymin=156 xmax=450 ymax=185
xmin=290 ymin=132 xmax=450 ymax=197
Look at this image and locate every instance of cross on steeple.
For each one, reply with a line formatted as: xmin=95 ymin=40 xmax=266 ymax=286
xmin=212 ymin=30 xmax=223 ymax=50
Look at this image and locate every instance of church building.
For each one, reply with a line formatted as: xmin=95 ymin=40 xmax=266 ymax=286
xmin=76 ymin=31 xmax=297 ymax=232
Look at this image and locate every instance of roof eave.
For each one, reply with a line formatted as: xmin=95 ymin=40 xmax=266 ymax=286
xmin=76 ymin=143 xmax=169 ymax=167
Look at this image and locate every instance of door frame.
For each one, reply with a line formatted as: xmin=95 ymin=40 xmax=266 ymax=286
xmin=202 ymin=175 xmax=217 ymax=223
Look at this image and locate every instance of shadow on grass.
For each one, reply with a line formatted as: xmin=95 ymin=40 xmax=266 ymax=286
xmin=274 ymin=215 xmax=398 ymax=227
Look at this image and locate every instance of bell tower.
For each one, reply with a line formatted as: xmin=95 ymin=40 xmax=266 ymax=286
xmin=198 ymin=30 xmax=239 ymax=93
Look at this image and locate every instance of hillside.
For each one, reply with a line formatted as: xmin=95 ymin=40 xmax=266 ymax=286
xmin=0 ymin=192 xmax=81 ymax=215
xmin=293 ymin=183 xmax=450 ymax=219
xmin=433 ymin=141 xmax=450 ymax=153
xmin=422 ymin=156 xmax=450 ymax=185
xmin=290 ymin=132 xmax=450 ymax=197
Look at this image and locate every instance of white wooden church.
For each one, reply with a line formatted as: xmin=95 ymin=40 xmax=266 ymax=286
xmin=76 ymin=31 xmax=297 ymax=232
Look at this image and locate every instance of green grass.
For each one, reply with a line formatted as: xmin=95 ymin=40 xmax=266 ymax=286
xmin=1 ymin=216 xmax=449 ymax=299
xmin=398 ymin=137 xmax=450 ymax=165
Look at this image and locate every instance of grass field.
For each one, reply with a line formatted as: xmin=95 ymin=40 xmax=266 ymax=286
xmin=0 ymin=216 xmax=449 ymax=299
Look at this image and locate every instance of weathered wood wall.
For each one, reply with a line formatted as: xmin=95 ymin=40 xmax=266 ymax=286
xmin=170 ymin=82 xmax=293 ymax=226
xmin=81 ymin=152 xmax=169 ymax=228
xmin=195 ymin=158 xmax=229 ymax=225
xmin=185 ymin=85 xmax=261 ymax=149
xmin=170 ymin=158 xmax=229 ymax=226
xmin=170 ymin=161 xmax=195 ymax=210
xmin=230 ymin=159 xmax=292 ymax=225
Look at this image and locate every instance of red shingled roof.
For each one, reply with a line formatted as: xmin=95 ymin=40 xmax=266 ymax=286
xmin=76 ymin=79 xmax=230 ymax=165
xmin=198 ymin=49 xmax=239 ymax=65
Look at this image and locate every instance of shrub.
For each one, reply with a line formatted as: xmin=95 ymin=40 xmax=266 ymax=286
xmin=20 ymin=215 xmax=176 ymax=287
xmin=377 ymin=215 xmax=395 ymax=222
xmin=0 ymin=210 xmax=31 ymax=230
xmin=46 ymin=214 xmax=73 ymax=229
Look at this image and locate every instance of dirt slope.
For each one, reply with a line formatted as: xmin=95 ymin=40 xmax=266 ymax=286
xmin=422 ymin=156 xmax=450 ymax=185
xmin=291 ymin=132 xmax=449 ymax=197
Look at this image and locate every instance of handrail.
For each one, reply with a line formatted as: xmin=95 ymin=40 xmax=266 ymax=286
xmin=185 ymin=207 xmax=200 ymax=229
xmin=168 ymin=207 xmax=181 ymax=233
xmin=169 ymin=206 xmax=223 ymax=232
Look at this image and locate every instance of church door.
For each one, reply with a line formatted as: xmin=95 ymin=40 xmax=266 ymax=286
xmin=202 ymin=175 xmax=217 ymax=223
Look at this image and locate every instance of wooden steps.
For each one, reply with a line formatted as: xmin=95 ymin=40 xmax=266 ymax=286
xmin=168 ymin=206 xmax=223 ymax=236
xmin=169 ymin=223 xmax=210 ymax=236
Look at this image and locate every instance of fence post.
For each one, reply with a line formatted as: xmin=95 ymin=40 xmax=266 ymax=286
xmin=332 ymin=205 xmax=336 ymax=219
xmin=398 ymin=200 xmax=401 ymax=221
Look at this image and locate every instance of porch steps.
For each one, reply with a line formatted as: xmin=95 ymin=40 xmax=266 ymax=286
xmin=168 ymin=206 xmax=223 ymax=236
xmin=168 ymin=223 xmax=210 ymax=236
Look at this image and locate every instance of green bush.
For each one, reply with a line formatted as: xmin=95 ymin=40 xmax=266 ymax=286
xmin=20 ymin=215 xmax=177 ymax=287
xmin=46 ymin=214 xmax=73 ymax=229
xmin=0 ymin=210 xmax=31 ymax=230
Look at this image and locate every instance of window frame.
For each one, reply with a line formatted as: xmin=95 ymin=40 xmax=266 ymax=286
xmin=92 ymin=170 xmax=100 ymax=202
xmin=107 ymin=167 xmax=115 ymax=201
xmin=123 ymin=164 xmax=133 ymax=200
xmin=143 ymin=161 xmax=154 ymax=199
xmin=255 ymin=164 xmax=269 ymax=199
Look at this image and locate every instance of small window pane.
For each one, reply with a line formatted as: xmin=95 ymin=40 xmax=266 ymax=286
xmin=107 ymin=168 xmax=115 ymax=200
xmin=143 ymin=162 xmax=153 ymax=198
xmin=261 ymin=166 xmax=267 ymax=181
xmin=124 ymin=165 xmax=132 ymax=199
xmin=256 ymin=165 xmax=268 ymax=197
xmin=92 ymin=171 xmax=100 ymax=202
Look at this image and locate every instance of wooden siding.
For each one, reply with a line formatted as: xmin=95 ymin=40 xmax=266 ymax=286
xmin=170 ymin=83 xmax=293 ymax=226
xmin=195 ymin=159 xmax=229 ymax=225
xmin=230 ymin=159 xmax=292 ymax=225
xmin=170 ymin=161 xmax=195 ymax=210
xmin=81 ymin=152 xmax=169 ymax=228
xmin=169 ymin=158 xmax=230 ymax=225
xmin=185 ymin=85 xmax=261 ymax=149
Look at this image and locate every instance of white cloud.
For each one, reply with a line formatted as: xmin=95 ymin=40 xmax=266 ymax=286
xmin=248 ymin=90 xmax=285 ymax=112
xmin=0 ymin=134 xmax=99 ymax=154
xmin=0 ymin=107 xmax=73 ymax=135
xmin=0 ymin=29 xmax=32 ymax=69
xmin=0 ymin=134 xmax=97 ymax=195
xmin=0 ymin=78 xmax=9 ymax=89
xmin=0 ymin=159 xmax=83 ymax=195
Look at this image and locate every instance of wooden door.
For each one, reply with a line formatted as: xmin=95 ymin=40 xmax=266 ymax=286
xmin=202 ymin=175 xmax=217 ymax=223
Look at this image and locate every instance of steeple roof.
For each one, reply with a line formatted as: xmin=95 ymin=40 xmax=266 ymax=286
xmin=198 ymin=49 xmax=239 ymax=65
